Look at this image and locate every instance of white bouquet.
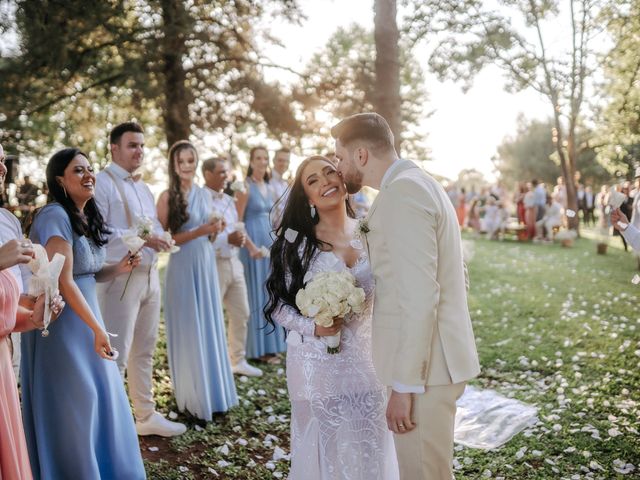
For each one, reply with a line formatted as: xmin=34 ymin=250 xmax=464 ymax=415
xmin=295 ymin=270 xmax=365 ymax=354
xmin=135 ymin=215 xmax=154 ymax=240
xmin=27 ymin=244 xmax=65 ymax=337
xmin=161 ymin=231 xmax=180 ymax=253
xmin=230 ymin=180 xmax=247 ymax=194
xmin=607 ymin=190 xmax=626 ymax=210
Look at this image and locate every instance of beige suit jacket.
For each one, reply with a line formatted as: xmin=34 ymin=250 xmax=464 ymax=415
xmin=365 ymin=160 xmax=480 ymax=387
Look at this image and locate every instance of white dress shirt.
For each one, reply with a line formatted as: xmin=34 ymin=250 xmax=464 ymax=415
xmin=0 ymin=208 xmax=25 ymax=291
xmin=207 ymin=187 xmax=240 ymax=258
xmin=95 ymin=163 xmax=164 ymax=266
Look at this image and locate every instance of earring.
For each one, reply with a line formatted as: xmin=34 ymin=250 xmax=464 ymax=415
xmin=62 ymin=185 xmax=68 ymax=198
xmin=310 ymin=205 xmax=316 ymax=218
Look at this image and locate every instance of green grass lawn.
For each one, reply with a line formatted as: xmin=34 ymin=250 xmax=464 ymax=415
xmin=143 ymin=234 xmax=639 ymax=479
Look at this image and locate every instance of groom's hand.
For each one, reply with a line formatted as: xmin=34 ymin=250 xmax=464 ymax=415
xmin=386 ymin=391 xmax=416 ymax=434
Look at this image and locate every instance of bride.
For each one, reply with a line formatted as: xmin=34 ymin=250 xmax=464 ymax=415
xmin=264 ymin=155 xmax=398 ymax=479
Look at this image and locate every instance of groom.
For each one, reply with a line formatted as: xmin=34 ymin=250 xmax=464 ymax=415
xmin=332 ymin=113 xmax=480 ymax=479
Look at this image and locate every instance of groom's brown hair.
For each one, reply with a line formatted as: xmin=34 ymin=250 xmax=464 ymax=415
xmin=330 ymin=112 xmax=395 ymax=153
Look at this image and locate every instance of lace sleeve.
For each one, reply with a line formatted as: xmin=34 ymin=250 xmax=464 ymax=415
xmin=272 ymin=302 xmax=316 ymax=337
xmin=272 ymin=249 xmax=317 ymax=337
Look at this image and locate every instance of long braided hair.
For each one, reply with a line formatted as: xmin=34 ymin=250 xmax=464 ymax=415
xmin=167 ymin=140 xmax=198 ymax=233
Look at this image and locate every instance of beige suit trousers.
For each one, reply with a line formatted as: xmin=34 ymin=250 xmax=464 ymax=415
xmin=393 ymin=382 xmax=466 ymax=480
xmin=96 ymin=267 xmax=161 ymax=422
xmin=216 ymin=256 xmax=250 ymax=366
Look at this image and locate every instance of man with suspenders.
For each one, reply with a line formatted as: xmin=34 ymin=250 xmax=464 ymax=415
xmin=95 ymin=122 xmax=186 ymax=437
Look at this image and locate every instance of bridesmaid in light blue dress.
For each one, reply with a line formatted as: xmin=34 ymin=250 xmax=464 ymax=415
xmin=22 ymin=148 xmax=145 ymax=480
xmin=157 ymin=141 xmax=237 ymax=420
xmin=237 ymin=146 xmax=286 ymax=359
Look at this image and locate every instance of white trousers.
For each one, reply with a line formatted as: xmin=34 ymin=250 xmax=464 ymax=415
xmin=216 ymin=256 xmax=250 ymax=366
xmin=96 ymin=267 xmax=161 ymax=422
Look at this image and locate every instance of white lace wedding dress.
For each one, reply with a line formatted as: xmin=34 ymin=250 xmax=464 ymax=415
xmin=273 ymin=249 xmax=399 ymax=480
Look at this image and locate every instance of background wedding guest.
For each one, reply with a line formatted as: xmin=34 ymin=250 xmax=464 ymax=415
xmin=22 ymin=147 xmax=146 ymax=479
xmin=536 ymin=194 xmax=563 ymax=241
xmin=614 ymin=182 xmax=633 ymax=251
xmin=533 ymin=179 xmax=547 ymax=225
xmin=157 ymin=141 xmax=238 ymax=420
xmin=95 ymin=122 xmax=186 ymax=437
xmin=202 ymin=157 xmax=263 ymax=377
xmin=236 ymin=146 xmax=286 ymax=361
xmin=515 ymin=182 xmax=526 ymax=225
xmin=583 ymin=185 xmax=595 ymax=226
xmin=524 ymin=182 xmax=537 ymax=240
xmin=456 ymin=187 xmax=466 ymax=227
xmin=596 ymin=185 xmax=610 ymax=229
xmin=270 ymin=147 xmax=291 ymax=228
xmin=630 ymin=169 xmax=640 ymax=230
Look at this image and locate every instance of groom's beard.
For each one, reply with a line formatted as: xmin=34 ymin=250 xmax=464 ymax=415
xmin=344 ymin=168 xmax=363 ymax=194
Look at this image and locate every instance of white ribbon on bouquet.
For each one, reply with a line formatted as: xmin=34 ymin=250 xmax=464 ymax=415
xmin=27 ymin=244 xmax=65 ymax=337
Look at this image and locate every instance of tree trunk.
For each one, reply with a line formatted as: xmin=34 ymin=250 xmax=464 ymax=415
xmin=565 ymin=127 xmax=579 ymax=231
xmin=160 ymin=0 xmax=191 ymax=148
xmin=552 ymin=119 xmax=579 ymax=232
xmin=374 ymin=0 xmax=402 ymax=155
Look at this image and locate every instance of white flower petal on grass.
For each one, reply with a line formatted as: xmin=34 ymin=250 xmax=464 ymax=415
xmin=195 ymin=424 xmax=204 ymax=432
xmin=272 ymin=446 xmax=290 ymax=462
xmin=236 ymin=438 xmax=248 ymax=446
xmin=265 ymin=461 xmax=276 ymax=470
xmin=217 ymin=460 xmax=231 ymax=468
xmin=217 ymin=444 xmax=230 ymax=455
xmin=207 ymin=467 xmax=219 ymax=476
xmin=632 ymin=275 xmax=640 ymax=285
xmin=148 ymin=446 xmax=159 ymax=452
xmin=178 ymin=466 xmax=189 ymax=473
xmin=613 ymin=459 xmax=636 ymax=475
xmin=168 ymin=411 xmax=178 ymax=420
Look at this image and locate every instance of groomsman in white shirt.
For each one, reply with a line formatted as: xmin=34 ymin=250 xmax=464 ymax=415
xmin=270 ymin=148 xmax=291 ymax=228
xmin=202 ymin=157 xmax=263 ymax=377
xmin=95 ymin=122 xmax=186 ymax=437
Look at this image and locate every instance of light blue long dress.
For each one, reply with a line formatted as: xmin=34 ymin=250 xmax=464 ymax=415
xmin=164 ymin=186 xmax=238 ymax=420
xmin=22 ymin=203 xmax=146 ymax=480
xmin=239 ymin=179 xmax=287 ymax=358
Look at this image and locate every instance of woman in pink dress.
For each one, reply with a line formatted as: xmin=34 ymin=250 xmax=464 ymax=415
xmin=0 ymin=239 xmax=65 ymax=480
xmin=0 ymin=145 xmax=64 ymax=480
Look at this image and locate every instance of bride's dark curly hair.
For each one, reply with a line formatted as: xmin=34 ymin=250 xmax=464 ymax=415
xmin=264 ymin=155 xmax=355 ymax=329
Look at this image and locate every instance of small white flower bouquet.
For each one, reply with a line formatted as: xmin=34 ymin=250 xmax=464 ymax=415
xmin=295 ymin=270 xmax=365 ymax=354
xmin=27 ymin=244 xmax=65 ymax=337
xmin=230 ymin=180 xmax=247 ymax=194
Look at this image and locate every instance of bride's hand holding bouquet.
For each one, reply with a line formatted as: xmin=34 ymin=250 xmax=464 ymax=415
xmin=295 ymin=270 xmax=365 ymax=354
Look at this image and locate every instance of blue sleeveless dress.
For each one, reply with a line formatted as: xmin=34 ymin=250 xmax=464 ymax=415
xmin=22 ymin=203 xmax=146 ymax=480
xmin=239 ymin=180 xmax=286 ymax=358
xmin=164 ymin=186 xmax=238 ymax=420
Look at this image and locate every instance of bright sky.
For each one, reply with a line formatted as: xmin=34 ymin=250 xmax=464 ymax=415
xmin=262 ymin=0 xmax=552 ymax=182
